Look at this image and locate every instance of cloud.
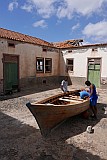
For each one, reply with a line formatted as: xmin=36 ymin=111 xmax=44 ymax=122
xmin=71 ymin=23 xmax=80 ymax=31
xmin=8 ymin=1 xmax=18 ymax=11
xmin=21 ymin=0 xmax=57 ymax=18
xmin=20 ymin=0 xmax=107 ymax=19
xmin=33 ymin=20 xmax=47 ymax=28
xmin=57 ymin=0 xmax=107 ymax=19
xmin=82 ymin=20 xmax=107 ymax=42
xmin=21 ymin=4 xmax=32 ymax=12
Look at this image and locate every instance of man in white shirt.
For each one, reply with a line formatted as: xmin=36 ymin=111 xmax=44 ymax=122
xmin=60 ymin=77 xmax=68 ymax=93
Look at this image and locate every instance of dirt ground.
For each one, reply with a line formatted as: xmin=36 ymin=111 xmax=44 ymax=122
xmin=0 ymin=85 xmax=107 ymax=160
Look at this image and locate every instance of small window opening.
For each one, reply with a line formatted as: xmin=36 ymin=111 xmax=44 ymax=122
xmin=43 ymin=48 xmax=47 ymax=52
xmin=8 ymin=43 xmax=15 ymax=48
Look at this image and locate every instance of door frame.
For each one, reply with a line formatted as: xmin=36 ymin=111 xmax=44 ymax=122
xmin=87 ymin=57 xmax=102 ymax=87
xmin=3 ymin=54 xmax=19 ymax=93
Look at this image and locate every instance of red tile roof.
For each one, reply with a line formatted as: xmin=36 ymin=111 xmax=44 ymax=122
xmin=1 ymin=28 xmax=107 ymax=49
xmin=0 ymin=28 xmax=54 ymax=47
xmin=53 ymin=39 xmax=83 ymax=48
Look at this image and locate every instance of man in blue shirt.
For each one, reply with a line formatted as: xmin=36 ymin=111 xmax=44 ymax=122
xmin=80 ymin=89 xmax=90 ymax=99
xmin=85 ymin=80 xmax=98 ymax=119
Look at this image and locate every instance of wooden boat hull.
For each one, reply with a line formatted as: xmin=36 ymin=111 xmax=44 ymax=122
xmin=26 ymin=90 xmax=90 ymax=136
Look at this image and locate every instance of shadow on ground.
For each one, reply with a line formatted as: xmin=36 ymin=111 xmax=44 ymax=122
xmin=0 ymin=84 xmax=60 ymax=101
xmin=50 ymin=103 xmax=106 ymax=136
xmin=0 ymin=102 xmax=106 ymax=160
xmin=40 ymin=102 xmax=107 ymax=160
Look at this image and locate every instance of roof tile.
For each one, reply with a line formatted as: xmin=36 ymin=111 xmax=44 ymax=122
xmin=53 ymin=39 xmax=83 ymax=48
xmin=0 ymin=28 xmax=54 ymax=47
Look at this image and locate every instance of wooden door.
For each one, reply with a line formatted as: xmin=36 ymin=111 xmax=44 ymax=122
xmin=4 ymin=62 xmax=18 ymax=91
xmin=3 ymin=54 xmax=19 ymax=93
xmin=88 ymin=59 xmax=101 ymax=88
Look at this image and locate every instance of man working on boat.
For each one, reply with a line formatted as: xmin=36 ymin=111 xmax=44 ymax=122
xmin=60 ymin=77 xmax=68 ymax=93
xmin=79 ymin=88 xmax=90 ymax=100
xmin=85 ymin=80 xmax=98 ymax=119
xmin=77 ymin=89 xmax=90 ymax=119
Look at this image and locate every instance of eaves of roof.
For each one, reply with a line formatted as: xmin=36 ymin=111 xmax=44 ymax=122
xmin=0 ymin=28 xmax=55 ymax=48
xmin=53 ymin=39 xmax=83 ymax=49
xmin=0 ymin=28 xmax=107 ymax=50
xmin=62 ymin=43 xmax=107 ymax=50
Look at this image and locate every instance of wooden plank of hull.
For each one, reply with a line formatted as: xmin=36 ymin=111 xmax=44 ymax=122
xmin=26 ymin=98 xmax=90 ymax=136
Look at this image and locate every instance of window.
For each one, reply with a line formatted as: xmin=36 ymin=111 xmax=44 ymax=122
xmin=36 ymin=57 xmax=52 ymax=73
xmin=45 ymin=58 xmax=52 ymax=72
xmin=8 ymin=43 xmax=15 ymax=48
xmin=68 ymin=50 xmax=72 ymax=53
xmin=92 ymin=48 xmax=98 ymax=51
xmin=42 ymin=48 xmax=47 ymax=52
xmin=36 ymin=58 xmax=44 ymax=72
xmin=66 ymin=59 xmax=74 ymax=72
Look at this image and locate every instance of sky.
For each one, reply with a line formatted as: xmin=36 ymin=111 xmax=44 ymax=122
xmin=1 ymin=0 xmax=107 ymax=44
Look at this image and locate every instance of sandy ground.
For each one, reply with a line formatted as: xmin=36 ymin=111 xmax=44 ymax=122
xmin=0 ymin=85 xmax=107 ymax=160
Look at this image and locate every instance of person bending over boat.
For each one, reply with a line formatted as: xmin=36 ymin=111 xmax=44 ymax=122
xmin=85 ymin=80 xmax=98 ymax=119
xmin=60 ymin=77 xmax=69 ymax=93
xmin=74 ymin=89 xmax=90 ymax=119
xmin=79 ymin=88 xmax=90 ymax=100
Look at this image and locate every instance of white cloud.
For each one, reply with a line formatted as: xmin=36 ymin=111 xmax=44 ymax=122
xmin=21 ymin=0 xmax=57 ymax=18
xmin=21 ymin=4 xmax=32 ymax=12
xmin=8 ymin=1 xmax=18 ymax=11
xmin=82 ymin=20 xmax=107 ymax=42
xmin=56 ymin=19 xmax=62 ymax=25
xmin=57 ymin=0 xmax=107 ymax=19
xmin=20 ymin=0 xmax=107 ymax=19
xmin=33 ymin=20 xmax=47 ymax=28
xmin=72 ymin=23 xmax=80 ymax=31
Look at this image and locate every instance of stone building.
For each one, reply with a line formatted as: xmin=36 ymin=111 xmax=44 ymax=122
xmin=0 ymin=28 xmax=107 ymax=94
xmin=56 ymin=41 xmax=107 ymax=88
xmin=0 ymin=28 xmax=60 ymax=94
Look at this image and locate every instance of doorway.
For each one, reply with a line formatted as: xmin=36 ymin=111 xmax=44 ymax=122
xmin=3 ymin=54 xmax=19 ymax=93
xmin=88 ymin=58 xmax=101 ymax=88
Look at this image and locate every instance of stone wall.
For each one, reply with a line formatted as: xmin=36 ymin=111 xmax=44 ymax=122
xmin=19 ymin=76 xmax=63 ymax=91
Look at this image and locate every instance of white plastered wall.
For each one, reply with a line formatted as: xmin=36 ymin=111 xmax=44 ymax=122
xmin=60 ymin=46 xmax=107 ymax=78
